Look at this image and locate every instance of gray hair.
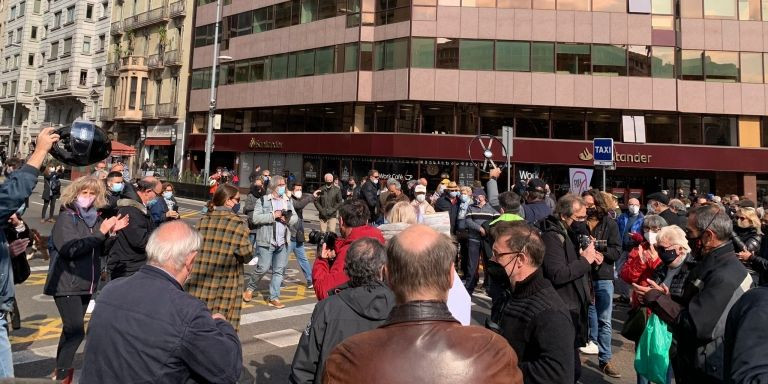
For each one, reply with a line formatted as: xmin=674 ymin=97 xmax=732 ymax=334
xmin=669 ymin=199 xmax=685 ymax=212
xmin=387 ymin=178 xmax=401 ymax=190
xmin=689 ymin=204 xmax=732 ymax=241
xmin=268 ymin=175 xmax=286 ymax=193
xmin=146 ymin=221 xmax=201 ymax=272
xmin=555 ymin=194 xmax=585 ymax=218
xmin=344 ymin=238 xmax=387 ymax=288
xmin=656 ymin=225 xmax=691 ymax=254
xmin=643 ymin=215 xmax=668 ymax=230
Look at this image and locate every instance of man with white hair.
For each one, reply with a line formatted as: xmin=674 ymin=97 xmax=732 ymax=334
xmin=81 ymin=221 xmax=242 ymax=383
xmin=314 ymin=173 xmax=343 ymax=233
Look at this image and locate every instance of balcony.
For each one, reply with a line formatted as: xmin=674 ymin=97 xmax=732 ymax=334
xmin=142 ymin=104 xmax=157 ymax=119
xmin=105 ymin=62 xmax=120 ymax=77
xmin=124 ymin=6 xmax=167 ymax=31
xmin=163 ymin=50 xmax=181 ymax=66
xmin=110 ymin=21 xmax=122 ymax=35
xmin=156 ymin=102 xmax=177 ymax=118
xmin=147 ymin=53 xmax=164 ymax=69
xmin=100 ymin=107 xmax=115 ymax=121
xmin=168 ymin=1 xmax=185 ymax=17
xmin=120 ymin=55 xmax=147 ymax=70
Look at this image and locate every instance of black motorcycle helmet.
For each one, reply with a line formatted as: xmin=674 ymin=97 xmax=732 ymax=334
xmin=49 ymin=120 xmax=111 ymax=166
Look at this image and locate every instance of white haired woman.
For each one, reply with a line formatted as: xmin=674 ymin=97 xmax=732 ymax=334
xmin=735 ymin=207 xmax=765 ymax=284
xmin=44 ymin=176 xmax=129 ymax=383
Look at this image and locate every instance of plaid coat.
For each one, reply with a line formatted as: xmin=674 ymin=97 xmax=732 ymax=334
xmin=186 ymin=207 xmax=252 ymax=330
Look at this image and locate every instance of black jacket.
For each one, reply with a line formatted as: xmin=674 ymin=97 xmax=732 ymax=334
xmin=522 ymin=200 xmax=551 ymax=226
xmin=539 ymin=215 xmax=591 ymax=346
xmin=434 ymin=193 xmax=459 ymax=233
xmin=81 ymin=265 xmax=242 ymax=384
xmin=360 ymin=180 xmax=380 ymax=221
xmin=44 ymin=207 xmax=105 ymax=296
xmin=290 ymin=281 xmax=395 ymax=384
xmin=495 ymin=269 xmax=575 ymax=384
xmin=42 ymin=172 xmax=60 ymax=200
xmin=587 ymin=216 xmax=622 ymax=281
xmin=291 ymin=194 xmax=314 ymax=243
xmin=659 ymin=208 xmax=686 ymax=229
xmin=106 ymin=199 xmax=154 ymax=279
xmin=724 ymin=287 xmax=768 ymax=383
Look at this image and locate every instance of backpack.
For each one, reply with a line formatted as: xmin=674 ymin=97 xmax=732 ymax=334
xmin=49 ymin=176 xmax=61 ymax=193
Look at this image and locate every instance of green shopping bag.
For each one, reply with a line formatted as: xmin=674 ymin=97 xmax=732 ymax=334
xmin=634 ymin=313 xmax=673 ymax=384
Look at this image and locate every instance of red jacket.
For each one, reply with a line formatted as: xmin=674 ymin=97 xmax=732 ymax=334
xmin=619 ymin=242 xmax=662 ymax=310
xmin=312 ymin=225 xmax=385 ymax=300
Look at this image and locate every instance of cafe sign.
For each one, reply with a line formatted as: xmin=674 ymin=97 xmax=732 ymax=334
xmin=578 ymin=148 xmax=652 ymax=164
xmin=248 ymin=138 xmax=284 ymax=150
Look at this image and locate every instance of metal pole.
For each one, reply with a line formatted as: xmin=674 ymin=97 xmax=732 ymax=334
xmin=602 ymin=167 xmax=606 ymax=192
xmin=505 ymin=126 xmax=512 ymax=192
xmin=9 ymin=94 xmax=17 ymax=157
xmin=203 ymin=0 xmax=223 ymax=182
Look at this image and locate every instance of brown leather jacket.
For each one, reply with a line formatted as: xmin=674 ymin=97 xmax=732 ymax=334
xmin=323 ymin=300 xmax=524 ymax=384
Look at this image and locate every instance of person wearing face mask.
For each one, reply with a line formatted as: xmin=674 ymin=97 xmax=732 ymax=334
xmin=101 ymin=171 xmax=140 ymax=220
xmin=540 ymin=194 xmax=602 ymax=383
xmin=361 ymin=169 xmax=382 ymax=224
xmin=41 ymin=166 xmax=61 ymax=223
xmin=633 ymin=204 xmax=752 ymax=384
xmin=646 ymin=192 xmax=686 ymax=229
xmin=619 ymin=215 xmax=669 ymax=307
xmin=486 ymin=221 xmax=575 ymax=384
xmin=287 ymin=182 xmax=314 ymax=289
xmin=243 ymin=175 xmax=299 ymax=308
xmin=185 ymin=184 xmax=252 ymax=328
xmin=616 ymin=198 xmax=645 ymax=303
xmin=463 ymin=188 xmax=500 ymax=295
xmin=45 ymin=176 xmax=130 ymax=383
xmin=148 ymin=182 xmax=180 ymax=226
xmin=435 ymin=181 xmax=461 ymax=234
xmin=343 ymin=177 xmax=361 ymax=200
xmin=734 ymin=207 xmax=765 ymax=285
xmin=410 ymin=185 xmax=435 ymax=220
xmin=313 ymin=173 xmax=343 ymax=234
xmin=261 ymin=169 xmax=271 ymax=190
xmin=80 ymin=221 xmax=243 ymax=384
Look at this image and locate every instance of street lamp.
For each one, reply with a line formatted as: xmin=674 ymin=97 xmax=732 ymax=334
xmin=203 ymin=0 xmax=234 ymax=182
xmin=6 ymin=42 xmax=20 ymax=157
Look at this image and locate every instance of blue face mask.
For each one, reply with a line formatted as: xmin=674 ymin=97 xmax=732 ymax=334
xmin=162 ymin=191 xmax=173 ymax=199
xmin=450 ymin=191 xmax=459 ymax=198
xmin=277 ymin=186 xmax=286 ymax=196
xmin=232 ymin=203 xmax=241 ymax=214
xmin=111 ymin=182 xmax=124 ymax=193
xmin=147 ymin=198 xmax=159 ymax=207
xmin=461 ymin=195 xmax=471 ymax=203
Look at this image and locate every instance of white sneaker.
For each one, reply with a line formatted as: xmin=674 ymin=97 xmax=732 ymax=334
xmin=248 ymin=257 xmax=259 ymax=266
xmin=579 ymin=341 xmax=599 ymax=355
xmin=86 ymin=299 xmax=96 ymax=314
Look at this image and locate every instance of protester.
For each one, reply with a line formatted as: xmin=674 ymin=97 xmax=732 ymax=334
xmin=322 ymin=225 xmax=524 ymax=384
xmin=434 ymin=181 xmax=460 ymax=233
xmin=149 ymin=182 xmax=180 ymax=226
xmin=243 ymin=178 xmax=267 ymax=263
xmin=456 ymin=185 xmax=473 ymax=278
xmin=106 ymin=177 xmax=162 ymax=279
xmin=486 ymin=221 xmax=575 ymax=384
xmin=81 ymin=221 xmax=243 ymax=383
xmin=464 ymin=187 xmax=499 ymax=295
xmin=647 ymin=192 xmax=685 ymax=228
xmin=312 ymin=199 xmax=384 ymax=301
xmin=314 ymin=173 xmax=343 ymax=233
xmin=382 ymin=179 xmax=410 ymax=216
xmin=360 ymin=170 xmax=381 ymax=223
xmin=45 ymin=176 xmax=129 ymax=383
xmin=243 ymin=175 xmax=298 ymax=308
xmin=522 ymin=178 xmax=552 ymax=225
xmin=288 ymin=182 xmax=314 ymax=289
xmin=734 ymin=207 xmax=764 ymax=285
xmin=619 ymin=215 xmax=669 ymax=310
xmin=289 ymin=238 xmax=394 ymax=384
xmin=633 ymin=204 xmax=752 ymax=383
xmin=616 ymin=197 xmax=644 ymax=302
xmin=91 ymin=161 xmax=107 ymax=180
xmin=343 ymin=177 xmax=360 ymax=200
xmin=411 ymin=185 xmax=435 ymax=220
xmin=41 ymin=166 xmax=61 ymax=223
xmin=482 ymin=191 xmax=524 ymax=309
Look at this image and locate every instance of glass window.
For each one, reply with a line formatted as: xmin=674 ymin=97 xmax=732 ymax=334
xmin=551 ymin=109 xmax=585 ymax=140
xmin=587 ymin=111 xmax=621 ymax=140
xmin=556 ymin=43 xmax=591 ymax=74
xmin=645 ymin=114 xmax=679 ymax=143
xmin=515 ymin=108 xmax=549 ymax=138
xmin=680 ymin=50 xmax=704 ymax=80
xmin=479 ymin=105 xmax=514 ymax=136
xmin=129 ymin=77 xmax=137 ymax=109
xmin=234 ymin=12 xmax=252 ymax=36
xmin=592 ymin=45 xmax=627 ymax=76
xmin=274 ymin=2 xmax=293 ymax=28
xmin=374 ymin=41 xmax=385 ymax=70
xmin=704 ymin=0 xmax=736 ymax=18
xmin=739 ymin=0 xmax=761 ymax=19
xmin=360 ymin=42 xmax=373 ymax=70
xmin=344 ymin=43 xmax=358 ymax=71
xmin=497 ymin=0 xmax=531 ymax=7
xmin=253 ymin=7 xmax=274 ymax=32
xmin=651 ymin=15 xmax=674 ymax=30
xmin=704 ymin=51 xmax=739 ymax=82
xmin=592 ymin=0 xmax=625 ymax=12
xmin=315 ymin=46 xmax=335 ymax=74
xmin=531 ymin=42 xmax=554 ymax=72
xmin=764 ymin=53 xmax=768 ymax=84
xmin=301 ymin=0 xmax=317 ymax=23
xmin=703 ymin=116 xmax=736 ymax=146
xmin=495 ymin=41 xmax=530 ymax=71
xmin=411 ymin=37 xmax=435 ymax=68
xmin=681 ymin=0 xmax=703 ymax=17
xmin=556 ymin=0 xmax=589 ymax=10
xmin=420 ymin=103 xmax=454 ymax=134
xmin=288 ymin=53 xmax=298 ymax=78
xmin=763 ymin=0 xmax=768 ymax=20
xmin=628 ymin=45 xmax=651 ymax=76
xmin=436 ymin=38 xmax=459 ymax=69
xmin=681 ymin=115 xmax=702 ymax=144
xmin=652 ymin=46 xmax=675 ymax=78
xmin=271 ymin=54 xmax=288 ymax=79
xmin=459 ymin=40 xmax=493 ymax=70
xmin=740 ymin=52 xmax=763 ymax=83
xmin=83 ymin=36 xmax=91 ymax=54
xmin=318 ymin=0 xmax=337 ymax=18
xmin=250 ymin=58 xmax=269 ymax=81
xmin=651 ymin=0 xmax=673 ymax=14
xmin=296 ymin=50 xmax=315 ymax=76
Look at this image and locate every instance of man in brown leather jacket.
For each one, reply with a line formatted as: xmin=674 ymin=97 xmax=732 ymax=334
xmin=322 ymin=225 xmax=523 ymax=384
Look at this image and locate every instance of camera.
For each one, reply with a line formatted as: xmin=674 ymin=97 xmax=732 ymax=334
xmin=308 ymin=230 xmax=337 ymax=252
xmin=578 ymin=235 xmax=607 ymax=252
xmin=280 ymin=209 xmax=293 ymax=222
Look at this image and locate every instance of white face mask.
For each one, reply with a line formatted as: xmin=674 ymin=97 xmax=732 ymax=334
xmin=294 ymin=191 xmax=302 ymax=199
xmin=628 ymin=205 xmax=640 ymax=215
xmin=644 ymin=231 xmax=657 ymax=245
xmin=416 ymin=194 xmax=426 ymax=203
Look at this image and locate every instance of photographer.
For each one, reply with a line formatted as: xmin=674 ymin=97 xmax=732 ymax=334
xmin=312 ymin=199 xmax=385 ymax=301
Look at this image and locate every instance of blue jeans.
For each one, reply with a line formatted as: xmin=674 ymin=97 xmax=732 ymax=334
xmin=248 ymin=234 xmax=259 ymax=262
xmin=0 ymin=316 xmax=12 ymax=378
xmin=588 ymin=279 xmax=614 ymax=365
xmin=289 ymin=240 xmax=312 ymax=284
xmin=464 ymin=238 xmax=484 ymax=294
xmin=246 ymin=244 xmax=288 ymax=301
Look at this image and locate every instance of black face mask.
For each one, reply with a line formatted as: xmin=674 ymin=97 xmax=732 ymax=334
xmin=586 ymin=207 xmax=597 ymax=218
xmin=250 ymin=185 xmax=264 ymax=198
xmin=655 ymin=245 xmax=679 ymax=265
xmin=686 ymin=229 xmax=705 ymax=257
xmin=486 ymin=257 xmax=517 ymax=292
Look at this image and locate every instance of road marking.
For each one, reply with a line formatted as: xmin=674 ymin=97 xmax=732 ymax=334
xmin=13 ymin=344 xmax=58 ymax=365
xmin=23 ymin=274 xmax=47 ymax=286
xmin=30 ymin=266 xmax=47 ymax=272
xmin=31 ymin=294 xmax=54 ymax=303
xmin=11 ymin=317 xmax=64 ymax=344
xmin=240 ymin=303 xmax=316 ymax=325
xmin=254 ymin=329 xmax=302 ymax=348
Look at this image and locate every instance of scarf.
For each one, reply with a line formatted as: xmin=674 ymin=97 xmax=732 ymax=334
xmin=76 ymin=205 xmax=99 ymax=228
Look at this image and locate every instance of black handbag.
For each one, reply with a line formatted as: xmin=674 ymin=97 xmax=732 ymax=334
xmin=11 ymin=254 xmax=30 ymax=285
xmin=621 ymin=306 xmax=648 ymax=343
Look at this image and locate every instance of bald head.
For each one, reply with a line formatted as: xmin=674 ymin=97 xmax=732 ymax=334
xmin=418 ymin=178 xmax=428 ymax=187
xmin=137 ymin=176 xmax=162 ymax=204
xmin=146 ymin=221 xmax=201 ymax=280
xmin=386 ymin=224 xmax=455 ymax=303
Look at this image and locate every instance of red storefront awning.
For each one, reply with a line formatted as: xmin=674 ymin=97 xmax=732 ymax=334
xmin=145 ymin=138 xmax=173 ymax=146
xmin=110 ymin=140 xmax=136 ymax=156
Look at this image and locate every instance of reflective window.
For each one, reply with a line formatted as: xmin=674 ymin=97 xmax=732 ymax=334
xmin=375 ymin=38 xmax=408 ymax=71
xmin=411 ymin=37 xmax=435 ymax=68
xmin=296 ymin=50 xmax=315 ymax=76
xmin=556 ymin=0 xmax=589 ymax=10
xmin=681 ymin=0 xmax=703 ymax=17
xmin=680 ymin=50 xmax=704 ymax=81
xmin=651 ymin=0 xmax=674 ymax=14
xmin=628 ymin=45 xmax=651 ymax=77
xmin=250 ymin=58 xmax=269 ymax=81
xmin=587 ymin=111 xmax=621 ymax=141
xmin=421 ymin=103 xmax=454 ymax=134
xmin=739 ymin=0 xmax=761 ymax=19
xmin=763 ymin=0 xmax=768 ymax=20
xmin=651 ymin=15 xmax=674 ymax=30
xmin=301 ymin=0 xmax=318 ymax=23
xmin=740 ymin=52 xmax=763 ymax=83
xmin=344 ymin=43 xmax=359 ymax=71
xmin=271 ymin=54 xmax=288 ymax=79
xmin=318 ymin=0 xmax=337 ymax=18
xmin=360 ymin=42 xmax=373 ymax=70
xmin=496 ymin=41 xmax=530 ymax=71
xmin=479 ymin=105 xmax=514 ymax=136
xmin=515 ymin=108 xmax=550 ymax=138
xmin=461 ymin=0 xmax=495 ymax=7
xmin=436 ymin=38 xmax=459 ymax=69
xmin=235 ymin=62 xmax=250 ymax=82
xmin=592 ymin=0 xmax=625 ymax=12
xmin=556 ymin=43 xmax=591 ymax=75
xmin=703 ymin=116 xmax=737 ymax=146
xmin=531 ymin=42 xmax=554 ymax=72
xmin=592 ymin=45 xmax=627 ymax=76
xmin=704 ymin=51 xmax=739 ymax=82
xmin=704 ymin=0 xmax=736 ymax=19
xmin=459 ymin=40 xmax=494 ymax=70
xmin=253 ymin=7 xmax=274 ymax=32
xmin=651 ymin=46 xmax=675 ymax=78
xmin=315 ymin=47 xmax=335 ymax=74
xmin=681 ymin=115 xmax=702 ymax=144
xmin=645 ymin=114 xmax=679 ymax=143
xmin=551 ymin=109 xmax=585 ymax=140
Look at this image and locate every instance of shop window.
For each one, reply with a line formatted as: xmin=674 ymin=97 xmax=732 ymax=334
xmin=587 ymin=111 xmax=621 ymax=140
xmin=315 ymin=46 xmax=335 ymax=74
xmin=681 ymin=0 xmax=703 ymax=17
xmin=651 ymin=0 xmax=673 ymax=14
xmin=344 ymin=43 xmax=359 ymax=71
xmin=479 ymin=105 xmax=514 ymax=136
xmin=681 ymin=115 xmax=702 ymax=144
xmin=497 ymin=0 xmax=531 ymax=7
xmin=495 ymin=41 xmax=530 ymax=71
xmin=593 ymin=0 xmax=625 ymax=12
xmin=704 ymin=51 xmax=739 ymax=82
xmin=271 ymin=54 xmax=288 ymax=79
xmin=740 ymin=52 xmax=763 ymax=83
xmin=531 ymin=42 xmax=554 ymax=72
xmin=645 ymin=114 xmax=680 ymax=143
xmin=556 ymin=43 xmax=591 ymax=75
xmin=592 ymin=45 xmax=627 ymax=76
xmin=704 ymin=0 xmax=736 ymax=19
xmin=556 ymin=0 xmax=588 ymax=10
xmin=459 ymin=40 xmax=493 ymax=70
xmin=436 ymin=38 xmax=459 ymax=69
xmin=628 ymin=45 xmax=651 ymax=77
xmin=703 ymin=116 xmax=737 ymax=146
xmin=679 ymin=50 xmax=704 ymax=81
xmin=411 ymin=37 xmax=435 ymax=68
xmin=551 ymin=109 xmax=585 ymax=140
xmin=515 ymin=108 xmax=549 ymax=138
xmin=651 ymin=46 xmax=675 ymax=78
xmin=374 ymin=103 xmax=396 ymax=132
xmin=739 ymin=0 xmax=761 ymax=19
xmin=421 ymin=103 xmax=454 ymax=134
xmin=296 ymin=49 xmax=315 ymax=76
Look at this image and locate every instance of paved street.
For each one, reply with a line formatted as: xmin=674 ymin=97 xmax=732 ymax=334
xmin=10 ymin=178 xmax=640 ymax=383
